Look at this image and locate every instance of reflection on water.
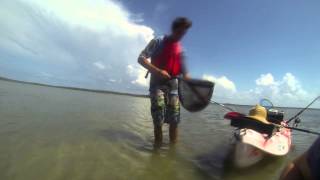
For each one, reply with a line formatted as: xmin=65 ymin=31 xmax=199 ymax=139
xmin=0 ymin=79 xmax=319 ymax=180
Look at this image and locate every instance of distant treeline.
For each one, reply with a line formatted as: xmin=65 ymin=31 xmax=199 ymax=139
xmin=0 ymin=76 xmax=148 ymax=98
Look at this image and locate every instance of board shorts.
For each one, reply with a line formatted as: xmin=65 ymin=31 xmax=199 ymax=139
xmin=149 ymin=79 xmax=180 ymax=127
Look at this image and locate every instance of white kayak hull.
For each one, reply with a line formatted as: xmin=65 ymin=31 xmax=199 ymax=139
xmin=232 ymin=124 xmax=292 ymax=168
xmin=233 ymin=141 xmax=265 ymax=168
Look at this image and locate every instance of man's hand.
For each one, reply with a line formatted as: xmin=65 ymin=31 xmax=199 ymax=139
xmin=183 ymin=73 xmax=191 ymax=80
xmin=158 ymin=70 xmax=171 ymax=79
xmin=138 ymin=57 xmax=171 ymax=79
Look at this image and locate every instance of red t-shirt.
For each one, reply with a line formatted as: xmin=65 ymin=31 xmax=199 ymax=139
xmin=152 ymin=38 xmax=182 ymax=77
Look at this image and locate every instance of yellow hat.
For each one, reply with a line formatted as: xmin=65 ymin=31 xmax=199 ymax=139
xmin=246 ymin=105 xmax=270 ymax=124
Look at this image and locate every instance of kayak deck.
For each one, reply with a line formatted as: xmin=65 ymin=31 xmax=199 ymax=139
xmin=237 ymin=123 xmax=292 ymax=156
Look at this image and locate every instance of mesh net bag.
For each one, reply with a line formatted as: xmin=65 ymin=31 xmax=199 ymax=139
xmin=178 ymin=78 xmax=215 ymax=112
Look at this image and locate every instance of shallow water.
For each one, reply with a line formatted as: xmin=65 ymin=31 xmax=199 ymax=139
xmin=0 ymin=79 xmax=319 ymax=180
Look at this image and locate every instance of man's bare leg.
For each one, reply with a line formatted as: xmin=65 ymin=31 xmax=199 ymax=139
xmin=154 ymin=125 xmax=163 ymax=148
xmin=169 ymin=124 xmax=178 ymax=144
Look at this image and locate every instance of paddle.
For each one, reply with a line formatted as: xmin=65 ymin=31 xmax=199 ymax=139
xmin=224 ymin=112 xmax=320 ymax=135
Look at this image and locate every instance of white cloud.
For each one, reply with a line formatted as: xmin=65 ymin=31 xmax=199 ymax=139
xmin=202 ymin=74 xmax=237 ymax=93
xmin=252 ymin=73 xmax=308 ymax=104
xmin=202 ymin=72 xmax=316 ymax=107
xmin=21 ymin=0 xmax=154 ymax=38
xmin=255 ymin=73 xmax=277 ymax=86
xmin=0 ymin=0 xmax=153 ymax=91
xmin=127 ymin=64 xmax=149 ymax=87
xmin=93 ymin=61 xmax=106 ymax=70
xmin=109 ymin=79 xmax=116 ymax=83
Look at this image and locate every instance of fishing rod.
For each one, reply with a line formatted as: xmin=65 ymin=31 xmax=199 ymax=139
xmin=287 ymin=96 xmax=320 ymax=123
xmin=210 ymin=100 xmax=235 ymax=112
xmin=283 ymin=126 xmax=320 ymax=135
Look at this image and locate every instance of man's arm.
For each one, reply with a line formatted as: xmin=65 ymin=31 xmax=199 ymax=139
xmin=138 ymin=39 xmax=171 ymax=79
xmin=280 ymin=138 xmax=318 ymax=180
xmin=280 ymin=153 xmax=307 ymax=180
xmin=180 ymin=52 xmax=190 ymax=79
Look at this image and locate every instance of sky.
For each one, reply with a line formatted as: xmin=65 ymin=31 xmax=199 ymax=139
xmin=0 ymin=0 xmax=319 ymax=108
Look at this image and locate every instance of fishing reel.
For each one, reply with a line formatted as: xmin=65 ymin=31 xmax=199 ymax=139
xmin=293 ymin=117 xmax=301 ymax=127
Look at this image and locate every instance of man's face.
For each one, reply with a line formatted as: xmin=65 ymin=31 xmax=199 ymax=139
xmin=172 ymin=27 xmax=188 ymax=41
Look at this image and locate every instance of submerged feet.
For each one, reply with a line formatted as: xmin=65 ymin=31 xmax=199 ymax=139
xmin=153 ymin=124 xmax=178 ymax=149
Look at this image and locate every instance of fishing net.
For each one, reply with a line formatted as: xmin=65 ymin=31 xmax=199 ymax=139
xmin=178 ymin=78 xmax=215 ymax=112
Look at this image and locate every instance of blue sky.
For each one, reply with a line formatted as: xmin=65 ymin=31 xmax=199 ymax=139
xmin=0 ymin=0 xmax=319 ymax=107
xmin=123 ymin=0 xmax=320 ymax=91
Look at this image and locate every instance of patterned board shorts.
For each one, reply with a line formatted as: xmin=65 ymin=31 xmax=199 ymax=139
xmin=150 ymin=87 xmax=180 ymax=127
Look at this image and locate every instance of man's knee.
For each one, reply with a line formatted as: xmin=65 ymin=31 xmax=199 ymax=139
xmin=169 ymin=95 xmax=180 ymax=108
xmin=166 ymin=94 xmax=180 ymax=124
xmin=150 ymin=90 xmax=166 ymax=125
xmin=151 ymin=90 xmax=166 ymax=108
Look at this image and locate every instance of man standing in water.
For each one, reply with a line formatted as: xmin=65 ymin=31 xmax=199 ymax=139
xmin=138 ymin=17 xmax=192 ymax=147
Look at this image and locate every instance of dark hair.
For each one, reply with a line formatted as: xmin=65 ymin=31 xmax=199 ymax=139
xmin=171 ymin=17 xmax=192 ymax=31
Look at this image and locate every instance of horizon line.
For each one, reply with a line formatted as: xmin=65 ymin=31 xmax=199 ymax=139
xmin=0 ymin=76 xmax=318 ymax=110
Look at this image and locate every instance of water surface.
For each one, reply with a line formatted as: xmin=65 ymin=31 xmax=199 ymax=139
xmin=0 ymin=79 xmax=319 ymax=180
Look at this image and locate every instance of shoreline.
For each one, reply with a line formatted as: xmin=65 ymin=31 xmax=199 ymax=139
xmin=0 ymin=76 xmax=318 ymax=110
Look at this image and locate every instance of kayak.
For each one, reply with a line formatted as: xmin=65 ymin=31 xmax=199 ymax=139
xmin=222 ymin=98 xmax=319 ymax=168
xmin=233 ymin=122 xmax=292 ymax=168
